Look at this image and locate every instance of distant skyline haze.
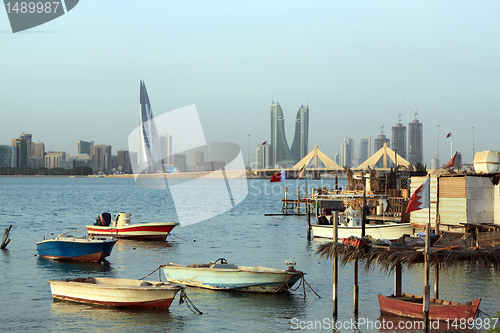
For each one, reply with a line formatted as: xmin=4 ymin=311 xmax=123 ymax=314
xmin=2 ymin=1 xmax=499 ymax=168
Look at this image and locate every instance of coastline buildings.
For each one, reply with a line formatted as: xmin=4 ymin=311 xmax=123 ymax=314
xmin=91 ymin=145 xmax=112 ymax=174
xmin=290 ymin=104 xmax=309 ymax=163
xmin=256 ymin=142 xmax=271 ymax=169
xmin=408 ymin=119 xmax=423 ymax=166
xmin=270 ymin=101 xmax=295 ymax=168
xmin=392 ymin=122 xmax=407 ymax=159
xmin=139 ymin=80 xmax=161 ymax=173
xmin=11 ymin=132 xmax=32 ymax=168
xmin=359 ymin=137 xmax=371 ymax=165
xmin=31 ymin=142 xmax=45 ymax=168
xmin=269 ymin=101 xmax=309 ymax=168
xmin=77 ymin=140 xmax=93 ymax=155
xmin=341 ymin=137 xmax=354 ymax=167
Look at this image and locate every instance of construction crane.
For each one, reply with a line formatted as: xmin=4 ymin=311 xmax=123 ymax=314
xmin=403 ymin=101 xmax=418 ymax=120
xmin=369 ymin=119 xmax=384 ymax=135
xmin=388 ymin=106 xmax=403 ymax=125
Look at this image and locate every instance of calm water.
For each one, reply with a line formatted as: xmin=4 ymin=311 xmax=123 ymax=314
xmin=0 ymin=177 xmax=499 ymax=332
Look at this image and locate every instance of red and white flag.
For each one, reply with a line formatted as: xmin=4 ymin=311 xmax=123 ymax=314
xmin=405 ymin=178 xmax=430 ymax=214
xmin=297 ymin=165 xmax=305 ymax=179
xmin=446 ymin=132 xmax=452 ymax=138
xmin=262 ymin=140 xmax=267 ymax=145
xmin=445 ymin=152 xmax=457 ymax=168
xmin=270 ymin=170 xmax=285 ymax=182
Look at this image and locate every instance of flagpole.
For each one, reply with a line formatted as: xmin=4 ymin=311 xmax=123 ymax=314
xmin=423 ymin=177 xmax=431 ymax=331
xmin=451 ymin=130 xmax=453 ymax=159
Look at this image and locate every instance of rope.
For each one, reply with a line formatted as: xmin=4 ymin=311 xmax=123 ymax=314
xmin=169 ymin=233 xmax=194 ymax=242
xmin=138 ymin=266 xmax=161 ymax=281
xmin=179 ymin=289 xmax=203 ymax=314
xmin=477 ymin=308 xmax=491 ymax=318
xmin=284 ymin=271 xmax=321 ymax=299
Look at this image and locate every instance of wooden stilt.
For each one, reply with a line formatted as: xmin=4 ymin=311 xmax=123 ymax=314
xmin=395 ymin=262 xmax=402 ymax=297
xmin=1 ymin=225 xmax=12 ymax=250
xmin=333 ymin=211 xmax=338 ymax=317
xmin=354 ymin=259 xmax=359 ymax=315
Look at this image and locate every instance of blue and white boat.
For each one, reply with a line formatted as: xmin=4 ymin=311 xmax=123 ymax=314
xmin=161 ymin=259 xmax=303 ymax=293
xmin=36 ymin=229 xmax=117 ymax=263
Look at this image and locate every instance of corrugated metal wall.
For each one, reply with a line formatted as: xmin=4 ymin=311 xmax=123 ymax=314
xmin=438 ymin=176 xmax=467 ymax=226
xmin=409 ymin=176 xmax=438 ymax=227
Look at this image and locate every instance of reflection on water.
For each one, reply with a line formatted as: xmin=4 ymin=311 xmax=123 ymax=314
xmin=36 ymin=257 xmax=113 ymax=276
xmin=114 ymin=239 xmax=175 ymax=251
xmin=49 ymin=300 xmax=185 ymax=333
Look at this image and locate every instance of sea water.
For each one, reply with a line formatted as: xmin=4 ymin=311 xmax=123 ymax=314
xmin=0 ymin=177 xmax=499 ymax=332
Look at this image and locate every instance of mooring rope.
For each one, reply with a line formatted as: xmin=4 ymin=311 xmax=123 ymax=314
xmin=477 ymin=308 xmax=492 ymax=318
xmin=179 ymin=289 xmax=203 ymax=314
xmin=138 ymin=266 xmax=162 ymax=281
xmin=284 ymin=271 xmax=321 ymax=298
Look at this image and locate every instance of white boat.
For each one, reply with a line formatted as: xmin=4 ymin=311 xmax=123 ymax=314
xmin=312 ymin=207 xmax=413 ymax=241
xmin=161 ymin=259 xmax=303 ymax=293
xmin=48 ymin=277 xmax=185 ymax=309
xmin=87 ymin=213 xmax=179 ymax=241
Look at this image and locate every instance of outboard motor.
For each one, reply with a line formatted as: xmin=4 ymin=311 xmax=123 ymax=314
xmin=115 ymin=212 xmax=131 ymax=227
xmin=94 ymin=212 xmax=112 ymax=226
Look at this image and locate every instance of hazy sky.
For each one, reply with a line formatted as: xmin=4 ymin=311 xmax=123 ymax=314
xmin=2 ymin=1 xmax=499 ymax=167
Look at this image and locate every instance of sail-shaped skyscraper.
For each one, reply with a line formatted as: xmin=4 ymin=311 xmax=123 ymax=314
xmin=290 ymin=104 xmax=309 ymax=163
xmin=139 ymin=80 xmax=161 ymax=173
xmin=270 ymin=101 xmax=295 ymax=168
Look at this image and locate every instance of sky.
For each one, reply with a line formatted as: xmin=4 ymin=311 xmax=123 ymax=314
xmin=2 ymin=0 xmax=500 ymax=167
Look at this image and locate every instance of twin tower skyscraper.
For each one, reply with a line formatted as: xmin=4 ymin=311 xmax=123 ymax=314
xmin=260 ymin=100 xmax=309 ymax=169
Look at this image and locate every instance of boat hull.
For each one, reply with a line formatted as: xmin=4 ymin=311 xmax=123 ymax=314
xmin=378 ymin=294 xmax=481 ymax=321
xmin=48 ymin=277 xmax=184 ymax=309
xmin=162 ymin=264 xmax=302 ymax=293
xmin=312 ymin=223 xmax=413 ymax=241
xmin=87 ymin=222 xmax=178 ymax=241
xmin=36 ymin=238 xmax=117 ymax=263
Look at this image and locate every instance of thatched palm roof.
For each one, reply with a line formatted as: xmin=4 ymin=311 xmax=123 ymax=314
xmin=316 ymin=242 xmax=500 ymax=273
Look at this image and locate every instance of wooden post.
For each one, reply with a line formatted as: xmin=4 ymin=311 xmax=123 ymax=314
xmin=354 ymin=259 xmax=359 ymax=315
xmin=434 ymin=266 xmax=439 ymax=300
xmin=423 ymin=208 xmax=431 ymax=331
xmin=284 ymin=185 xmax=287 ymax=201
xmin=395 ymin=262 xmax=402 ymax=297
xmin=333 ymin=211 xmax=338 ymax=317
xmin=307 ymin=206 xmax=311 ymax=241
xmin=1 ymin=225 xmax=12 ymax=250
xmin=297 ymin=187 xmax=300 ymax=214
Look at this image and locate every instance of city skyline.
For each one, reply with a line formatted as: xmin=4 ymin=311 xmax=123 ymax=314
xmin=2 ymin=1 xmax=499 ymax=167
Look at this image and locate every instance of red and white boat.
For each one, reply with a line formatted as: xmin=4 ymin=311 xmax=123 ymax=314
xmin=48 ymin=277 xmax=185 ymax=309
xmin=87 ymin=213 xmax=179 ymax=241
xmin=378 ymin=293 xmax=481 ymax=321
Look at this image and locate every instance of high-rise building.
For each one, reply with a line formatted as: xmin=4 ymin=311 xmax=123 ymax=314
xmin=117 ymin=150 xmax=132 ymax=173
xmin=91 ymin=145 xmax=112 ymax=174
xmin=172 ymin=153 xmax=187 ymax=172
xmin=139 ymin=80 xmax=161 ymax=173
xmin=12 ymin=132 xmax=32 ymax=168
xmin=159 ymin=134 xmax=172 ymax=166
xmin=392 ymin=123 xmax=407 ymax=159
xmin=77 ymin=140 xmax=93 ymax=155
xmin=335 ymin=153 xmax=340 ymax=166
xmin=408 ymin=119 xmax=423 ymax=166
xmin=270 ymin=101 xmax=294 ymax=168
xmin=31 ymin=142 xmax=45 ymax=168
xmin=256 ymin=143 xmax=271 ymax=169
xmin=359 ymin=137 xmax=371 ymax=164
xmin=194 ymin=150 xmax=204 ymax=165
xmin=374 ymin=134 xmax=390 ymax=152
xmin=290 ymin=104 xmax=309 ymax=163
xmin=0 ymin=145 xmax=12 ymax=167
xmin=341 ymin=137 xmax=354 ymax=167
xmin=45 ymin=151 xmax=66 ymax=169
